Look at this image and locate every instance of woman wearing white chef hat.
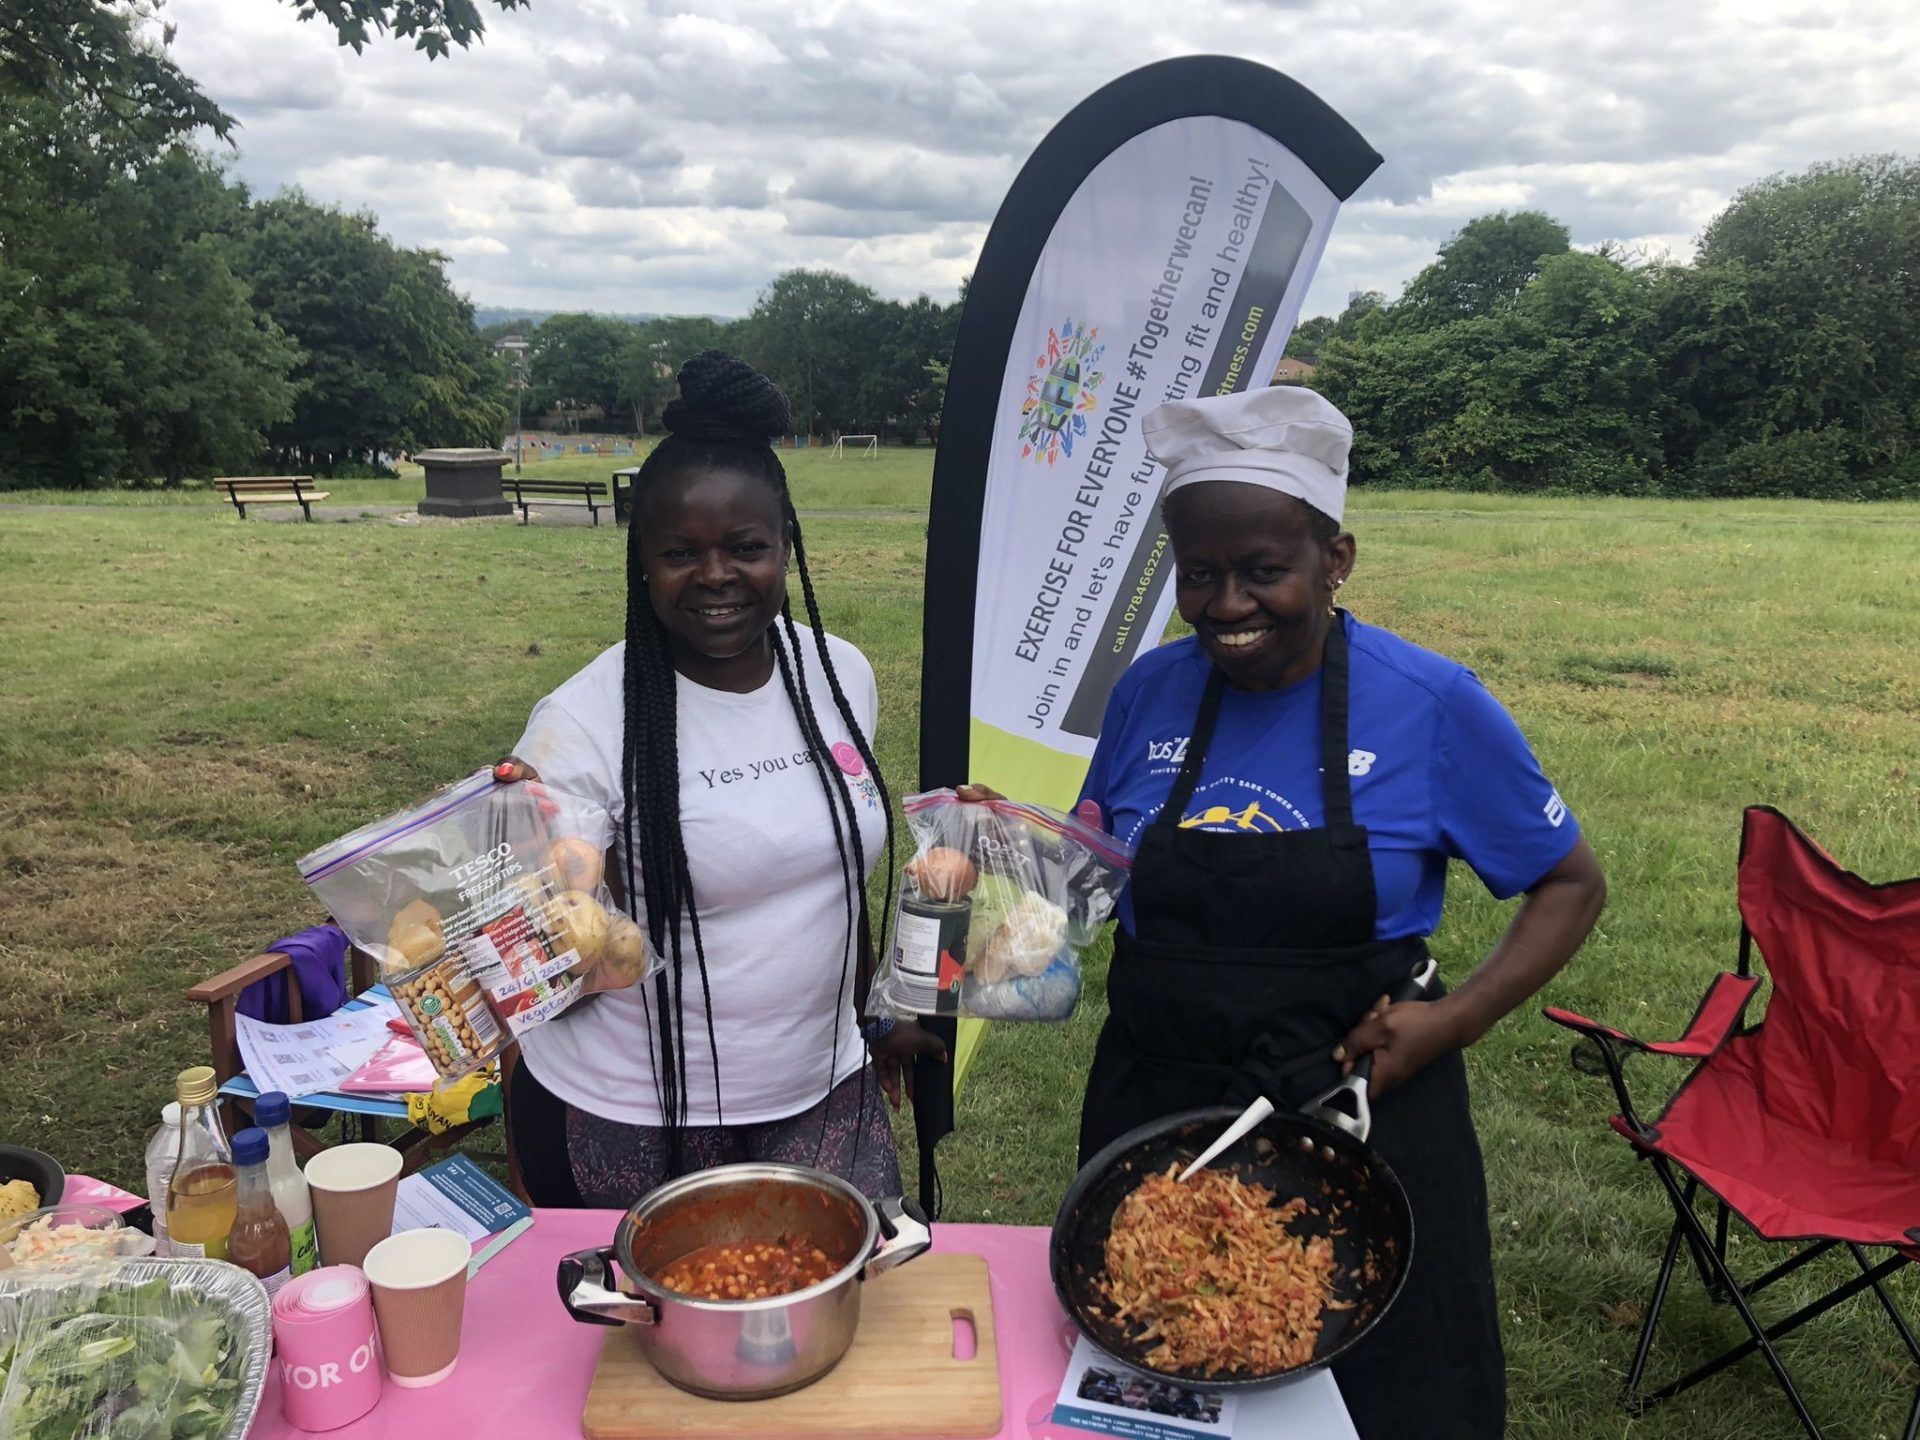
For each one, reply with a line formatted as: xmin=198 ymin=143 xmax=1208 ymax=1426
xmin=967 ymin=384 xmax=1606 ymax=1436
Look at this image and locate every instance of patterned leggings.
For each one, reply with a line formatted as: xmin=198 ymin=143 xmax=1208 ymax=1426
xmin=510 ymin=1060 xmax=903 ymax=1207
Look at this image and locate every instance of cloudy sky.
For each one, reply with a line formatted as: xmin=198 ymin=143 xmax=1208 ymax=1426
xmin=166 ymin=0 xmax=1919 ymax=319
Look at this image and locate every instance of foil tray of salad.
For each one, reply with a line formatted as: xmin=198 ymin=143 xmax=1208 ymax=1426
xmin=0 ymin=1257 xmax=271 ymax=1440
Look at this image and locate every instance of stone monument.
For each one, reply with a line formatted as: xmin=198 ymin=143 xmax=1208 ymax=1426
xmin=416 ymin=448 xmax=513 ymax=518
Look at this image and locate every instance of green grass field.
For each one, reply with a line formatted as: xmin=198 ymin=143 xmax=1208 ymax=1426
xmin=3 ymin=483 xmax=1917 ymax=1438
xmin=0 ymin=442 xmax=936 ymax=512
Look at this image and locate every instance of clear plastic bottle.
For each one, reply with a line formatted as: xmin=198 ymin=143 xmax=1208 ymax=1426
xmin=166 ymin=1065 xmax=236 ymax=1261
xmin=226 ymin=1126 xmax=292 ymax=1298
xmin=253 ymin=1091 xmax=317 ymax=1276
xmin=144 ymin=1101 xmax=183 ymax=1254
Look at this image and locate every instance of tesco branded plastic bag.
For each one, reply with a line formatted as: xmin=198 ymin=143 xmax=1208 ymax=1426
xmin=871 ymin=789 xmax=1134 ymax=1023
xmin=298 ymin=769 xmax=656 ymax=1079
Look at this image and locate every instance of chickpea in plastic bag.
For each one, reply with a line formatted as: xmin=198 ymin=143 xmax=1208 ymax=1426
xmin=871 ymin=788 xmax=1134 ymax=1022
xmin=298 ymin=769 xmax=657 ymax=1078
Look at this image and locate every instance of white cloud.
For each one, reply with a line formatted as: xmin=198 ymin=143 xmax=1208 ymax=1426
xmin=162 ymin=0 xmax=1920 ymax=318
xmin=435 ymin=235 xmax=512 ymax=255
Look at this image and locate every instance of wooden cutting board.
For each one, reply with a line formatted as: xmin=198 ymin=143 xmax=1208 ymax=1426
xmin=582 ymin=1253 xmax=1001 ymax=1438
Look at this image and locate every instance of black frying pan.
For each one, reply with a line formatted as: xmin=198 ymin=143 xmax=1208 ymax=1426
xmin=1049 ymin=960 xmax=1435 ymax=1390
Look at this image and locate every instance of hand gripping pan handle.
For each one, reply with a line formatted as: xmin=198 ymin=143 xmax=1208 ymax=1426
xmin=1179 ymin=956 xmax=1438 ymax=1180
xmin=1300 ymin=956 xmax=1439 ymax=1143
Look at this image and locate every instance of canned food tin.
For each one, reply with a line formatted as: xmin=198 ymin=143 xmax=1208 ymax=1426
xmin=886 ymin=895 xmax=972 ymax=1016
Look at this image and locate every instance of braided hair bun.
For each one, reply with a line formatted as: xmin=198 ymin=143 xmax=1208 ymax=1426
xmin=661 ymin=351 xmax=790 ymax=446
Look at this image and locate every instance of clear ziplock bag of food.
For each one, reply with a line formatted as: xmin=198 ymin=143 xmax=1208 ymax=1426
xmin=871 ymin=788 xmax=1135 ymax=1022
xmin=298 ymin=769 xmax=657 ymax=1078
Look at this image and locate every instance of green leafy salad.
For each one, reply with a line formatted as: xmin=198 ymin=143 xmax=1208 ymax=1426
xmin=0 ymin=1275 xmax=249 ymax=1440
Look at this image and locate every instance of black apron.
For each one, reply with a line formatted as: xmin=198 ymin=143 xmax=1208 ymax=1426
xmin=1079 ymin=616 xmax=1507 ymax=1439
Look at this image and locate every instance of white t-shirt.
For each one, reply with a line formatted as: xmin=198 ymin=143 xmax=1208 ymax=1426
xmin=512 ymin=626 xmax=887 ymax=1126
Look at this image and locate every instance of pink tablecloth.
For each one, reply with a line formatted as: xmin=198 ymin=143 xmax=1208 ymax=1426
xmin=246 ymin=1209 xmax=1354 ymax=1438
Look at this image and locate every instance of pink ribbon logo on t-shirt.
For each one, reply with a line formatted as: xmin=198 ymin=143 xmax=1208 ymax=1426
xmin=832 ymin=742 xmax=881 ymax=810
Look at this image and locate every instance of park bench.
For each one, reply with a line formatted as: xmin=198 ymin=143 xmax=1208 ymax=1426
xmin=504 ymin=477 xmax=609 ymax=526
xmin=219 ymin=476 xmax=329 ymax=521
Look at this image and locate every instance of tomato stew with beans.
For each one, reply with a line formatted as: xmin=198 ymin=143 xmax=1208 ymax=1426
xmin=654 ymin=1237 xmax=842 ymax=1300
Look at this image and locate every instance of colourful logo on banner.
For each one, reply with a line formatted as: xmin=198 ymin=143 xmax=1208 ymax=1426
xmin=1018 ymin=320 xmax=1106 ymax=464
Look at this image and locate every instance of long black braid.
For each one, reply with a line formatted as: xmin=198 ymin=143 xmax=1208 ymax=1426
xmin=616 ymin=350 xmax=895 ymax=1178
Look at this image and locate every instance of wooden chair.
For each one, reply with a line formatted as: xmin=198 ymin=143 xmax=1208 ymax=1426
xmin=189 ymin=939 xmax=522 ymax=1194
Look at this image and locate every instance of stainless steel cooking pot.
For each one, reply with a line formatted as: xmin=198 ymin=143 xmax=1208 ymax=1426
xmin=557 ymin=1162 xmax=931 ymax=1400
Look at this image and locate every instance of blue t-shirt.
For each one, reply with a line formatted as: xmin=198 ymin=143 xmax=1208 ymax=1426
xmin=1079 ymin=616 xmax=1580 ymax=940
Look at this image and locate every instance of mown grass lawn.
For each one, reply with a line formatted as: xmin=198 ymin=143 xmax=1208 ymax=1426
xmin=0 ymin=441 xmax=935 ymax=513
xmin=2 ymin=485 xmax=1916 ymax=1439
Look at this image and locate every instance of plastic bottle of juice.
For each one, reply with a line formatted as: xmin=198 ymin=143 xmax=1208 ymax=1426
xmin=226 ymin=1127 xmax=292 ymax=1297
xmin=144 ymin=1101 xmax=182 ymax=1254
xmin=166 ymin=1066 xmax=237 ymax=1261
xmin=252 ymin=1091 xmax=317 ymax=1276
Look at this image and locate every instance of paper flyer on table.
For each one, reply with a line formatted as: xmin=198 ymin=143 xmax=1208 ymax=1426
xmin=234 ymin=1007 xmax=396 ymax=1098
xmin=1050 ymin=1336 xmax=1238 ymax=1438
xmin=1046 ymin=1336 xmax=1359 ymax=1440
xmin=392 ymin=1155 xmax=533 ymax=1275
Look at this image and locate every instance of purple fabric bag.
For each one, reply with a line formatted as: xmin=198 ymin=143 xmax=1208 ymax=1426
xmin=236 ymin=922 xmax=351 ymax=1024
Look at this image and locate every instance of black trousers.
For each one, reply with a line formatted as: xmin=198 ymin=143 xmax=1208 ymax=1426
xmin=1331 ymin=1049 xmax=1507 ymax=1440
xmin=508 ymin=1057 xmax=586 ymax=1209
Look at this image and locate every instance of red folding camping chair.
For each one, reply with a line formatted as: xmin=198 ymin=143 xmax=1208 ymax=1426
xmin=1546 ymin=805 xmax=1920 ymax=1439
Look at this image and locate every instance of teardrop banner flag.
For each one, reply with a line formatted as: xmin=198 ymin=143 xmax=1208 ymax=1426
xmin=909 ymin=56 xmax=1380 ymax=1214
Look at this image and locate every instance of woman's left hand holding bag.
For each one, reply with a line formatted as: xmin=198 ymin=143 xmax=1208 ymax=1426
xmin=867 ymin=1017 xmax=949 ymax=1111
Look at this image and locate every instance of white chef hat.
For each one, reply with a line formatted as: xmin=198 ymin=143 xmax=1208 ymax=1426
xmin=1142 ymin=385 xmax=1352 ymax=523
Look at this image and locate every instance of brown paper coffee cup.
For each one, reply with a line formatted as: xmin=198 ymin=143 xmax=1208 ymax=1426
xmin=304 ymin=1144 xmax=403 ymax=1270
xmin=362 ymin=1228 xmax=473 ymax=1387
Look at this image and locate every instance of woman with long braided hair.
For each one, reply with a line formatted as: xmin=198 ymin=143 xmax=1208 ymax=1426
xmin=498 ymin=352 xmax=945 ymax=1206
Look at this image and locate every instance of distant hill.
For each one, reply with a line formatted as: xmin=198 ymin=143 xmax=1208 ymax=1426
xmin=472 ymin=306 xmax=658 ymax=330
xmin=471 ymin=306 xmax=734 ymax=331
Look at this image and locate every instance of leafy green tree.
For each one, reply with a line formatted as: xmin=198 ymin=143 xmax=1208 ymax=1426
xmin=855 ymin=295 xmax=960 ymax=441
xmin=479 ymin=317 xmax=538 ymax=343
xmin=1315 ymin=250 xmax=1659 ymax=494
xmin=231 ymin=193 xmax=506 ymax=466
xmin=287 ymin=0 xmax=528 ymax=57
xmin=615 ymin=315 xmax=732 ymax=433
xmin=1285 ymin=314 xmax=1334 ymax=363
xmin=0 ymin=85 xmax=294 ymax=488
xmin=1686 ymin=157 xmax=1920 ymax=483
xmin=744 ymin=270 xmax=884 ymax=435
xmin=2 ymin=0 xmax=525 ymax=147
xmin=524 ymin=312 xmax=634 ymax=424
xmin=1394 ymin=212 xmax=1571 ymax=329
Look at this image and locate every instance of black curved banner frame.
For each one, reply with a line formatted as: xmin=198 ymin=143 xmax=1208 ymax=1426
xmin=908 ymin=57 xmax=1380 ymax=1217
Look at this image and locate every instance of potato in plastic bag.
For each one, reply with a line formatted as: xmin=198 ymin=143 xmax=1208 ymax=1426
xmin=299 ymin=769 xmax=659 ymax=1077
